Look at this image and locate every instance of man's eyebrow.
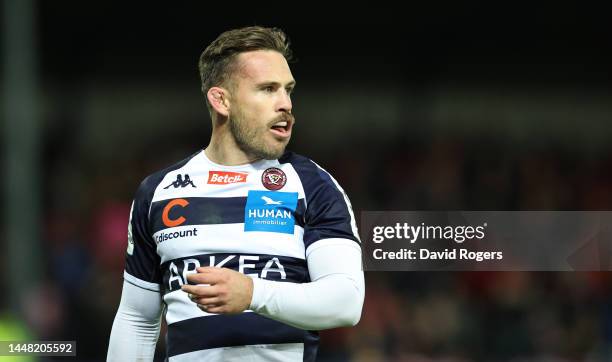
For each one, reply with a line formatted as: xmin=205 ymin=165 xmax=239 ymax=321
xmin=256 ymin=81 xmax=296 ymax=88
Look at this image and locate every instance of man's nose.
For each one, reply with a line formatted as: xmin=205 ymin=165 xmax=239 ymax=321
xmin=277 ymin=89 xmax=292 ymax=113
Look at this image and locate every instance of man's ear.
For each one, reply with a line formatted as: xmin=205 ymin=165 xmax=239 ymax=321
xmin=207 ymin=86 xmax=230 ymax=117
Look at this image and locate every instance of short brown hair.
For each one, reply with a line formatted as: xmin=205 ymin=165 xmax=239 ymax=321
xmin=198 ymin=26 xmax=293 ymax=110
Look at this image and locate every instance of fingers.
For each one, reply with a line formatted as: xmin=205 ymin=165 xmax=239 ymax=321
xmin=180 ymin=267 xmax=248 ymax=315
xmin=181 ymin=284 xmax=219 ymax=297
xmin=190 ymin=294 xmax=225 ymax=314
xmin=195 ymin=303 xmax=230 ymax=314
xmin=205 ymin=305 xmax=227 ymax=314
xmin=197 ymin=304 xmax=226 ymax=314
xmin=185 ymin=267 xmax=231 ymax=285
xmin=186 ymin=271 xmax=223 ymax=285
xmin=188 ymin=294 xmax=222 ymax=306
xmin=181 ymin=268 xmax=229 ymax=301
xmin=185 ymin=291 xmax=222 ymax=313
xmin=195 ymin=266 xmax=219 ymax=273
xmin=196 ymin=303 xmax=221 ymax=313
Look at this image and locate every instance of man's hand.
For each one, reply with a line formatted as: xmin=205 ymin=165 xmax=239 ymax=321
xmin=181 ymin=267 xmax=254 ymax=314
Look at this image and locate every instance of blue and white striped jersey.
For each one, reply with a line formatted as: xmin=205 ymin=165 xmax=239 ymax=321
xmin=123 ymin=149 xmax=360 ymax=361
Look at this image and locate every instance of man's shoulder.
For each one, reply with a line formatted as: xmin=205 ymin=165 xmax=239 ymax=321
xmin=279 ymin=151 xmax=322 ymax=178
xmin=279 ymin=151 xmax=340 ymax=190
xmin=136 ymin=150 xmax=201 ymax=196
xmin=278 ymin=151 xmax=318 ymax=172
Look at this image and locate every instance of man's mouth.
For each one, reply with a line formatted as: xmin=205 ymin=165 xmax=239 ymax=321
xmin=269 ymin=118 xmax=293 ymax=138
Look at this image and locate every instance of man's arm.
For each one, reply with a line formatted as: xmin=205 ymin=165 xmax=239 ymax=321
xmin=107 ymin=171 xmax=174 ymax=361
xmin=250 ymin=238 xmax=364 ymax=329
xmin=107 ymin=281 xmax=164 ymax=361
xmin=182 ymin=238 xmax=364 ymax=330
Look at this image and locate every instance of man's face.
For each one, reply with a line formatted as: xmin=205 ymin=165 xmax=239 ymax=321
xmin=227 ymin=50 xmax=295 ymax=160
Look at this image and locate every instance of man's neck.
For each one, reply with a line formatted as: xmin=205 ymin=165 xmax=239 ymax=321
xmin=205 ymin=131 xmax=260 ymax=166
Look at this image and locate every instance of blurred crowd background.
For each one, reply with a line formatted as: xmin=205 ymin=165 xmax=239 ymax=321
xmin=2 ymin=2 xmax=612 ymax=361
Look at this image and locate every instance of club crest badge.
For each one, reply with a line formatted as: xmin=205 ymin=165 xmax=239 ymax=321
xmin=261 ymin=167 xmax=287 ymax=191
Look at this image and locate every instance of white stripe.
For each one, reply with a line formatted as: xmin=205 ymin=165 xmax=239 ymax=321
xmin=151 ymin=178 xmax=281 ymax=202
xmin=169 ymin=343 xmax=304 ymax=362
xmin=156 ymin=224 xmax=306 ymax=263
xmin=164 ymin=289 xmax=254 ymax=325
xmin=123 ymin=271 xmax=160 ymax=291
xmin=150 ymin=155 xmax=306 ymax=203
xmin=311 ymin=161 xmax=361 ymax=242
xmin=280 ymin=163 xmax=307 ymax=211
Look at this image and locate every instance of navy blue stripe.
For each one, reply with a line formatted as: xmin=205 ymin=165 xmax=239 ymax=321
xmin=161 ymin=253 xmax=309 ymax=293
xmin=167 ymin=313 xmax=316 ymax=357
xmin=303 ymin=331 xmax=319 ymax=362
xmin=150 ymin=197 xmax=306 ymax=233
xmin=279 ymin=151 xmax=360 ymax=248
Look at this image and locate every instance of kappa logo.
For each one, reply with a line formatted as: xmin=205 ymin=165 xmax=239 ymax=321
xmin=208 ymin=171 xmax=249 ymax=185
xmin=164 ymin=174 xmax=196 ymax=189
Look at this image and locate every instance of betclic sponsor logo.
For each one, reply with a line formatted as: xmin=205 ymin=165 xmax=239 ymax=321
xmin=208 ymin=171 xmax=249 ymax=185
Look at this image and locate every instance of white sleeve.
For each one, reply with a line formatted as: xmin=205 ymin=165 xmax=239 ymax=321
xmin=107 ymin=280 xmax=164 ymax=361
xmin=249 ymin=238 xmax=364 ymax=330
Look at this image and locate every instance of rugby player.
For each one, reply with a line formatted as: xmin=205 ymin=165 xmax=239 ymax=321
xmin=107 ymin=26 xmax=364 ymax=361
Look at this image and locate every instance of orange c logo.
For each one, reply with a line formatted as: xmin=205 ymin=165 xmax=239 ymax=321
xmin=162 ymin=198 xmax=189 ymax=227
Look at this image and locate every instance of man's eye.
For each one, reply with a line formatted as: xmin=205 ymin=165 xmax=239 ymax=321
xmin=264 ymin=86 xmax=274 ymax=92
